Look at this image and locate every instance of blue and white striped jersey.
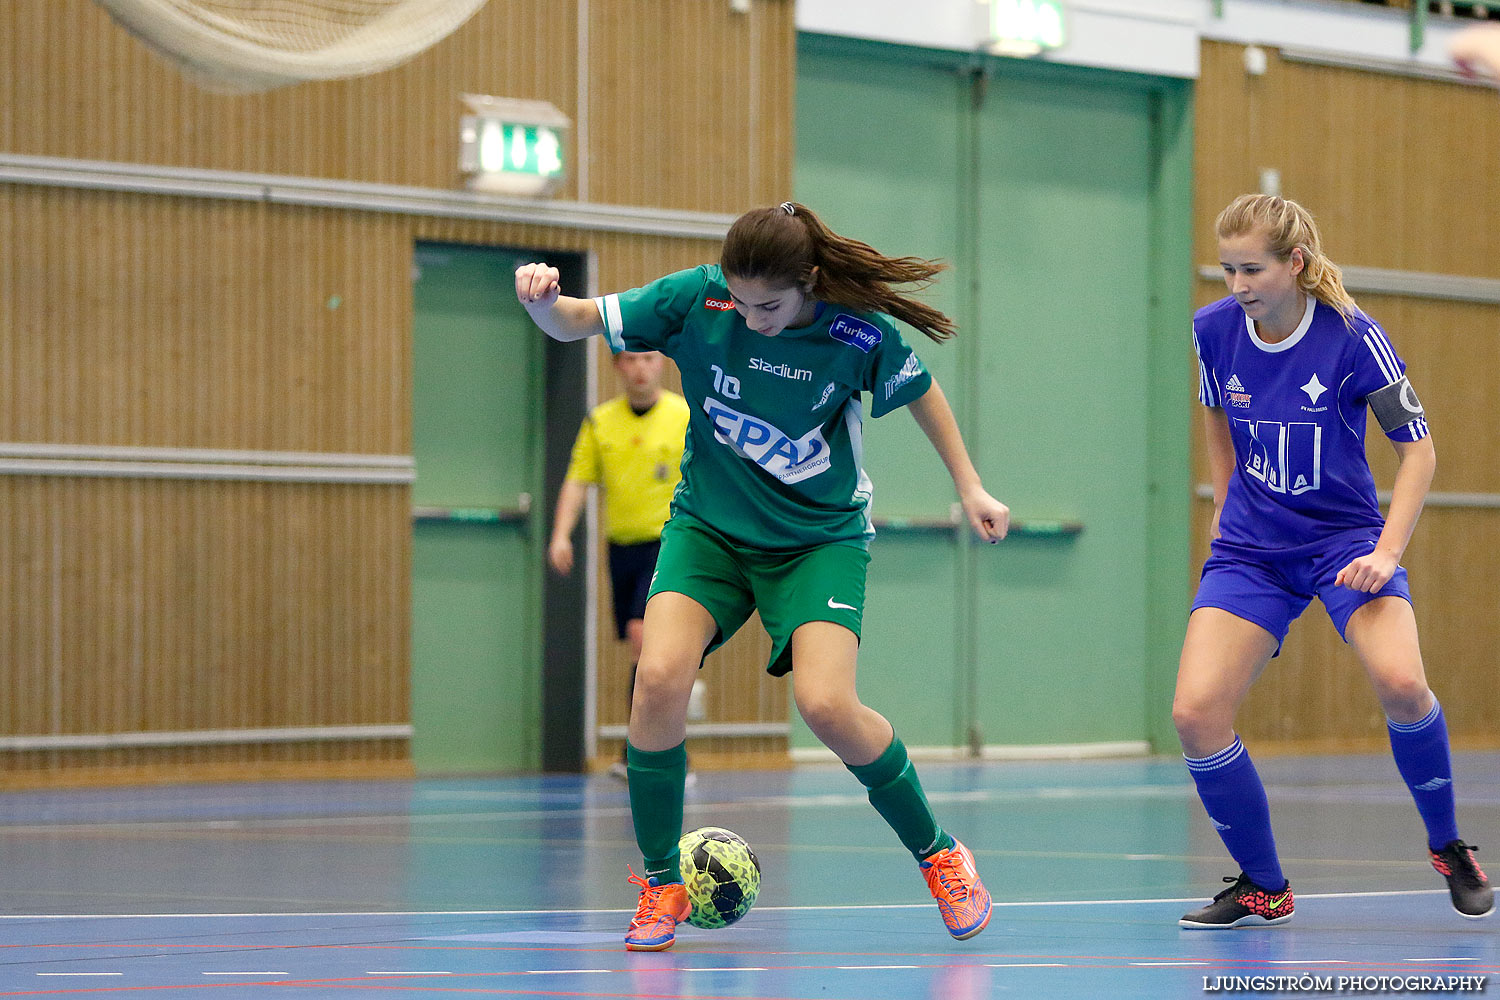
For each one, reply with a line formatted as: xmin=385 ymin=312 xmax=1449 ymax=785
xmin=1192 ymin=294 xmax=1429 ymax=558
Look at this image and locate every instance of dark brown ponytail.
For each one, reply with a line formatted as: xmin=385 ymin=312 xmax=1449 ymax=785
xmin=719 ymin=202 xmax=956 ymax=342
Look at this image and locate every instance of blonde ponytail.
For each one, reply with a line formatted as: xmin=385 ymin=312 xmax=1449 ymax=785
xmin=1215 ymin=194 xmax=1358 ymax=324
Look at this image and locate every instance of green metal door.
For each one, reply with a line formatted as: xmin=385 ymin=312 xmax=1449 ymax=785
xmin=796 ymin=37 xmax=1192 ymax=752
xmin=411 ymin=243 xmax=544 ymax=773
xmin=795 ymin=45 xmax=969 ymax=749
xmin=972 ymin=66 xmax=1155 ymax=745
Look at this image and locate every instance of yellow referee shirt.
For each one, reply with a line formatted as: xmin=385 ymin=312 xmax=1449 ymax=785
xmin=563 ymin=391 xmax=689 ymax=545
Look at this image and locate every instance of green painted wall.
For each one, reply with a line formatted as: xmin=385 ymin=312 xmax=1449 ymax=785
xmin=411 ymin=244 xmax=544 ymax=773
xmin=973 ymin=69 xmax=1152 ymax=745
xmin=795 ymin=37 xmax=1193 ymax=752
xmin=794 ymin=51 xmax=968 ymax=750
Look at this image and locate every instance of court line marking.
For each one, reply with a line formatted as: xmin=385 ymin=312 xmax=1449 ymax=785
xmin=987 ymin=963 xmax=1068 ymax=968
xmin=836 ymin=965 xmax=919 ymax=970
xmin=36 ymin=972 xmax=123 ymax=976
xmin=0 ymin=888 xmax=1453 ymax=921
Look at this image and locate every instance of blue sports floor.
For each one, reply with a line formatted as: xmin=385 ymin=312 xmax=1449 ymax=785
xmin=0 ymin=753 xmax=1494 ymax=997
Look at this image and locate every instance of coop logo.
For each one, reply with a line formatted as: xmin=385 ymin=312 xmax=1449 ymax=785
xmin=704 ymin=297 xmax=735 ymax=311
xmin=828 ymin=314 xmax=882 ymax=353
xmin=1225 ymin=373 xmax=1252 ymax=409
xmin=703 ymin=398 xmax=832 ymax=484
xmin=750 ymin=357 xmax=813 ymax=382
xmin=883 ymin=352 xmax=924 ymax=400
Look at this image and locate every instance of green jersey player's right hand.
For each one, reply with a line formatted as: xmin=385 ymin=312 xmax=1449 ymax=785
xmin=514 ymin=262 xmax=604 ymax=342
xmin=515 ymin=262 xmax=561 ymax=307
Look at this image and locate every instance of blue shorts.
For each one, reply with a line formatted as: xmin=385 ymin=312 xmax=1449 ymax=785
xmin=1191 ymin=530 xmax=1413 ymax=654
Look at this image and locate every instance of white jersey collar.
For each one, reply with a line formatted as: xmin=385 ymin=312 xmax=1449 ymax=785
xmin=1245 ymin=294 xmax=1316 ymax=353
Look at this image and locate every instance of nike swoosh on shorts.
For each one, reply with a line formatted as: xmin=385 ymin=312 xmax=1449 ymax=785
xmin=827 ymin=598 xmax=856 ymax=610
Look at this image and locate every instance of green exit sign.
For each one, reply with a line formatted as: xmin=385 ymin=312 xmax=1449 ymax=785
xmin=460 ymin=95 xmax=570 ymax=197
xmin=989 ymin=0 xmax=1067 ymax=57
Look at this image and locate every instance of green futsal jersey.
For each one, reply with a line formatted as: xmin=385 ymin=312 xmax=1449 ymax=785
xmin=595 ymin=264 xmax=933 ymax=551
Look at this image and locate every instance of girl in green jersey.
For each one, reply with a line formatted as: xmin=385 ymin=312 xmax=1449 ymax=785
xmin=517 ymin=202 xmax=1009 ymax=951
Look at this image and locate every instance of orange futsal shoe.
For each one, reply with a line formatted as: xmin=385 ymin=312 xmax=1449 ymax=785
xmin=624 ymin=869 xmax=692 ymax=951
xmin=919 ymin=839 xmax=992 ymax=940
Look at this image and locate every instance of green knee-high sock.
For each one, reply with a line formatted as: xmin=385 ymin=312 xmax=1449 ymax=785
xmin=847 ymin=734 xmax=955 ymax=861
xmin=626 ymin=740 xmax=688 ymax=883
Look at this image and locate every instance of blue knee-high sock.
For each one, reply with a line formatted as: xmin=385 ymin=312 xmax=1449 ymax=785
xmin=1185 ymin=736 xmax=1286 ymax=891
xmin=1388 ymin=699 xmax=1460 ymax=851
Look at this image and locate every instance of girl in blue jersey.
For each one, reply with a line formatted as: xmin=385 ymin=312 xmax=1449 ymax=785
xmin=1175 ymin=194 xmax=1492 ymax=928
xmin=516 ymin=203 xmax=1010 ymax=951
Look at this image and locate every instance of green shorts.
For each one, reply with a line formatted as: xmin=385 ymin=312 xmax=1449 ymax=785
xmin=648 ymin=511 xmax=868 ymax=676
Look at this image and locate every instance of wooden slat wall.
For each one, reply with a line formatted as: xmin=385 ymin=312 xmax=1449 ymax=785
xmin=0 ymin=0 xmax=795 ymax=786
xmin=1192 ymin=40 xmax=1500 ymax=750
xmin=0 ymin=478 xmax=411 ymax=785
xmin=2 ymin=0 xmax=793 ymax=209
xmin=2 ymin=189 xmax=410 ymax=452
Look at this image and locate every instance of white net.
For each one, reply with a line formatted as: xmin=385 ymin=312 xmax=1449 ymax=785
xmin=94 ymin=0 xmax=493 ymax=93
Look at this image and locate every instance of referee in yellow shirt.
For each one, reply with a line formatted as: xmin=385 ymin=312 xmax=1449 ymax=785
xmin=549 ymin=350 xmax=690 ymax=777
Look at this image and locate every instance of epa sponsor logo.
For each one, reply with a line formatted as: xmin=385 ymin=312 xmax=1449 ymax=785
xmin=704 ymin=297 xmax=735 ymax=311
xmin=703 ymin=398 xmax=832 ymax=484
xmin=828 ymin=314 xmax=882 ymax=352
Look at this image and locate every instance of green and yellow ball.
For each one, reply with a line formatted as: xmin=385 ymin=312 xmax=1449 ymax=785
xmin=677 ymin=826 xmax=761 ymax=928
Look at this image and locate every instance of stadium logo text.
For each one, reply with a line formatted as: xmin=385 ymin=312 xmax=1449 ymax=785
xmin=750 ymin=357 xmax=813 ymax=382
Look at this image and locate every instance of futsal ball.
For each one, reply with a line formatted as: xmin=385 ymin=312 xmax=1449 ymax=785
xmin=677 ymin=826 xmax=761 ymax=929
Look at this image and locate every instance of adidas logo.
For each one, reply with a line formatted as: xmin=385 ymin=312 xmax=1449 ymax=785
xmin=1225 ymin=374 xmax=1247 ymax=392
xmin=1414 ymin=776 xmax=1452 ymax=792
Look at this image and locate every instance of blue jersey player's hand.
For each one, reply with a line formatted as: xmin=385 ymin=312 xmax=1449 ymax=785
xmin=1334 ymin=547 xmax=1400 ymax=593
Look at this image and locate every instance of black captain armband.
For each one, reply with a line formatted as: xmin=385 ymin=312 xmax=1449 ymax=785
xmin=1367 ymin=374 xmax=1425 ymax=433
